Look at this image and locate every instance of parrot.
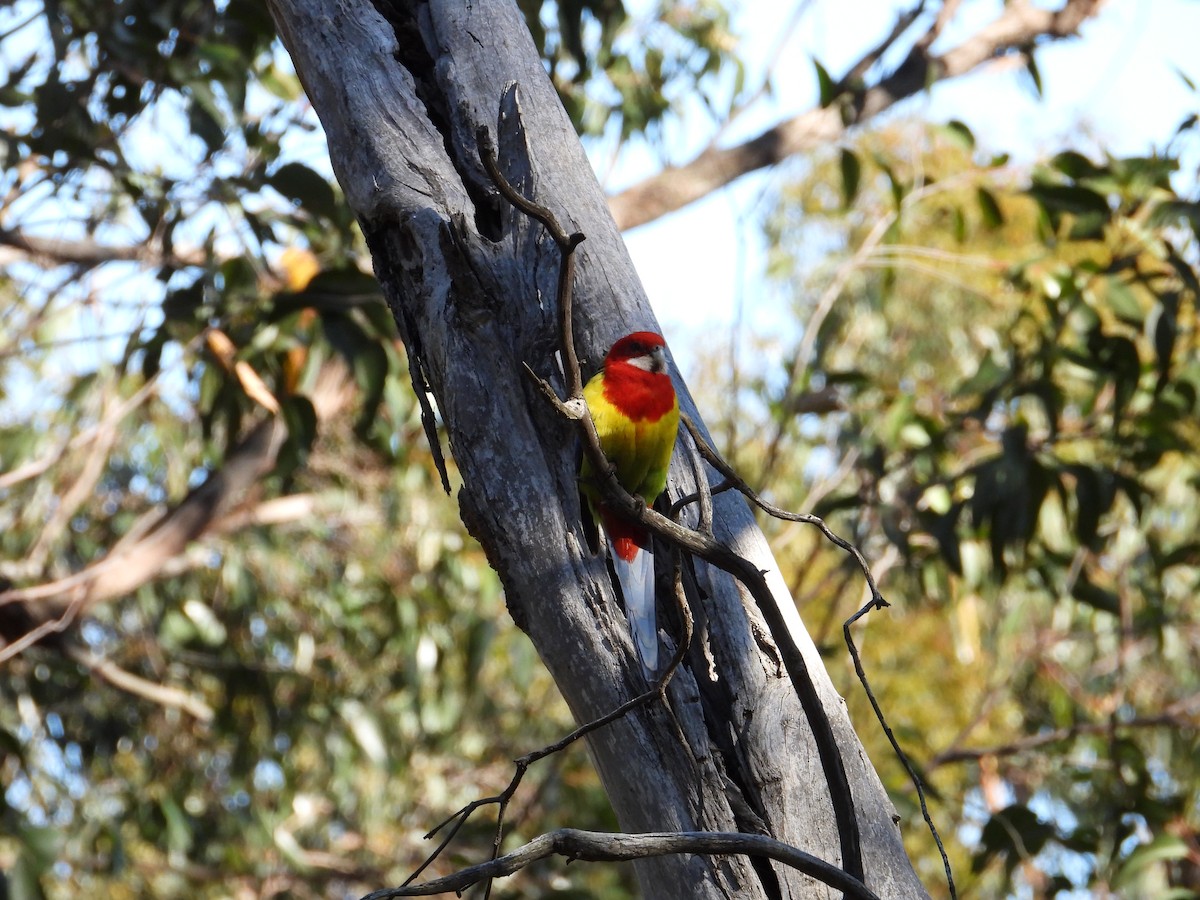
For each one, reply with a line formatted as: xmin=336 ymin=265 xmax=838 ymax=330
xmin=580 ymin=331 xmax=680 ymax=680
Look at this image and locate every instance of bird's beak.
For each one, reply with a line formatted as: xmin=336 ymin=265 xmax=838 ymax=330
xmin=650 ymin=346 xmax=667 ymax=374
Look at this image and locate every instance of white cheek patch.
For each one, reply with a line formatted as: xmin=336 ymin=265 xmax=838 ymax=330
xmin=625 ymin=347 xmax=666 ymax=372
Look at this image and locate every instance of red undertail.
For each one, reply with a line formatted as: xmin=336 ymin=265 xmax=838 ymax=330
xmin=599 ymin=507 xmax=658 ymax=680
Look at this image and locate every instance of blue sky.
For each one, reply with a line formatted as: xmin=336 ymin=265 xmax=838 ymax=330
xmin=604 ymin=1 xmax=1200 ymax=378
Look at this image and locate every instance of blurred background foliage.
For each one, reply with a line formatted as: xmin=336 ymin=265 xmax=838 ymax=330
xmin=0 ymin=0 xmax=1196 ymax=898
xmin=751 ymin=120 xmax=1200 ymax=896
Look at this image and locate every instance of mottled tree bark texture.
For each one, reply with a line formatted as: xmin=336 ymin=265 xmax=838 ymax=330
xmin=269 ymin=1 xmax=929 ymax=897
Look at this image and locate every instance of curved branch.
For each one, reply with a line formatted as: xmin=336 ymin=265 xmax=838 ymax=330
xmin=928 ymin=705 xmax=1200 ymax=770
xmin=608 ymin=0 xmax=1104 ymax=230
xmin=365 ymin=829 xmax=882 ymax=900
xmin=0 ymin=227 xmax=207 ymax=270
xmin=66 ymin=646 xmax=214 ymax=722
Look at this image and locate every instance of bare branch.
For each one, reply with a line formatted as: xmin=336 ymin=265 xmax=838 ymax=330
xmin=66 ymin=646 xmax=215 ymax=722
xmin=928 ymin=705 xmax=1200 ymax=770
xmin=475 ymin=559 xmax=695 ymax=900
xmin=212 ymin=494 xmax=319 ymax=532
xmin=404 ymin=551 xmax=695 ymax=893
xmin=0 ymin=227 xmax=207 ymax=270
xmin=369 ymin=829 xmax=882 ymax=900
xmin=842 ymin=1 xmax=928 ymax=87
xmin=478 ymin=119 xmax=587 ymax=403
xmin=704 ymin=0 xmax=817 ymax=150
xmin=608 ymin=0 xmax=1104 ymax=230
xmin=0 ymin=596 xmax=85 ymax=665
xmin=917 ymin=0 xmax=964 ymax=51
xmin=680 ymin=415 xmax=886 ymax=608
xmin=25 ymin=389 xmax=122 ymax=573
xmin=844 ymin=599 xmax=956 ymax=899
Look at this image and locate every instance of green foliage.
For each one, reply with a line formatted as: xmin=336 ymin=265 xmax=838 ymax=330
xmin=748 ymin=119 xmax=1200 ymax=897
xmin=4 ymin=0 xmax=1199 ymax=897
xmin=522 ymin=0 xmax=744 ymax=140
xmin=0 ymin=1 xmax=658 ymax=896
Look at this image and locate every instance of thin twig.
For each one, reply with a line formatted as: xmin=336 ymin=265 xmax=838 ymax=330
xmin=844 ymin=600 xmax=956 ymax=900
xmin=0 ymin=331 xmax=191 ymax=585
xmin=839 ymin=1 xmax=928 ymax=89
xmin=0 ymin=596 xmax=85 ymax=665
xmin=677 ymin=412 xmax=961 ymax=897
xmin=916 ymin=0 xmax=964 ymax=51
xmin=67 ymin=646 xmax=214 ymax=722
xmin=0 ymin=372 xmax=160 ymax=491
xmin=477 ymin=555 xmax=695 ymax=899
xmin=0 ymin=327 xmax=149 ymax=360
xmin=704 ymin=0 xmax=816 ymax=150
xmin=681 ymin=415 xmax=886 ymax=607
xmin=0 ymin=7 xmax=41 ymax=43
xmin=26 ymin=388 xmax=122 ymax=573
xmin=928 ymin=707 xmax=1200 ymax=770
xmin=757 ymin=202 xmax=896 ymax=483
xmin=404 ymin=563 xmax=695 ymax=892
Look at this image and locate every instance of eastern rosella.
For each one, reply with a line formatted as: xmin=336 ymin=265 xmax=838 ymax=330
xmin=581 ymin=332 xmax=680 ymax=680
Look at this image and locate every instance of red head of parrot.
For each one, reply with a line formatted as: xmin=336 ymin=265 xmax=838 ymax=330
xmin=581 ymin=331 xmax=679 ymax=505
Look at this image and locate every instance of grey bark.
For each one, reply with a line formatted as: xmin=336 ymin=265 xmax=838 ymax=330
xmin=267 ymin=1 xmax=930 ymax=897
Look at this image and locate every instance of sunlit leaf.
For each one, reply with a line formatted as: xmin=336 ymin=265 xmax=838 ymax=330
xmin=839 ymin=148 xmax=861 ymax=207
xmin=976 ymin=186 xmax=1004 ymax=229
xmin=813 ymin=57 xmax=837 ymax=107
xmin=267 ymin=162 xmax=339 ymax=221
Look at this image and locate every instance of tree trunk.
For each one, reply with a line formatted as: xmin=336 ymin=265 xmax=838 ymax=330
xmin=268 ymin=1 xmax=929 ymax=897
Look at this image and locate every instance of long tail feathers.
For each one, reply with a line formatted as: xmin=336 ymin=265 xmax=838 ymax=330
xmin=612 ymin=545 xmax=658 ymax=680
xmin=602 ymin=513 xmax=659 ymax=681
